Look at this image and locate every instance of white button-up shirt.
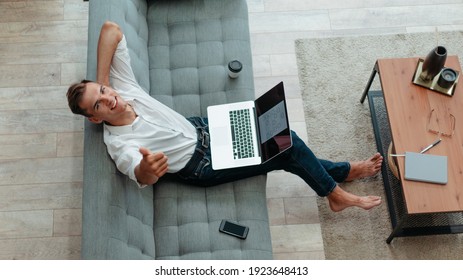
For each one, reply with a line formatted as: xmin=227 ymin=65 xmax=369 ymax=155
xmin=103 ymin=36 xmax=197 ymax=187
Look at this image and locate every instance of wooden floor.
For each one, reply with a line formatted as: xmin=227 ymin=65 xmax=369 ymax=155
xmin=0 ymin=0 xmax=462 ymax=259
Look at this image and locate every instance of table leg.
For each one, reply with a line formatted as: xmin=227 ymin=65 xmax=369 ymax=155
xmin=386 ymin=215 xmax=407 ymax=244
xmin=360 ymin=62 xmax=378 ymax=103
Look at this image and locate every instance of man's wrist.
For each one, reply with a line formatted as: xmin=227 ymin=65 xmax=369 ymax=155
xmin=135 ymin=164 xmax=158 ymax=185
xmin=96 ymin=77 xmax=110 ymax=86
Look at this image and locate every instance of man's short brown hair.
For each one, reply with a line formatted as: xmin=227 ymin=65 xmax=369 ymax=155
xmin=67 ymin=79 xmax=92 ymax=117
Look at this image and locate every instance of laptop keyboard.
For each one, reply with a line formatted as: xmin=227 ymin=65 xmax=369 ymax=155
xmin=229 ymin=109 xmax=256 ymax=159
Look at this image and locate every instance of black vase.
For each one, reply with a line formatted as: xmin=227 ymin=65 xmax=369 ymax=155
xmin=420 ymin=46 xmax=447 ymax=82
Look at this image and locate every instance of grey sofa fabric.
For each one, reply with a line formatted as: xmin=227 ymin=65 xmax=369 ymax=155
xmin=83 ymin=0 xmax=272 ymax=260
xmin=147 ymin=0 xmax=255 ymax=116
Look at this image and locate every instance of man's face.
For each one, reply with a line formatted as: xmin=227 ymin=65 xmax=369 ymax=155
xmin=78 ymin=82 xmax=129 ymax=124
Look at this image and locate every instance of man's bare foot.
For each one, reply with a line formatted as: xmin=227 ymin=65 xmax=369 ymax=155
xmin=327 ymin=186 xmax=381 ymax=212
xmin=345 ymin=152 xmax=383 ymax=181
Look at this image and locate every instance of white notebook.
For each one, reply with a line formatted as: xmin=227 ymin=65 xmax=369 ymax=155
xmin=404 ymin=152 xmax=448 ymax=184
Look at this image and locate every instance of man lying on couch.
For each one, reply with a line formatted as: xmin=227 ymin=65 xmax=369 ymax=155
xmin=67 ymin=21 xmax=383 ymax=212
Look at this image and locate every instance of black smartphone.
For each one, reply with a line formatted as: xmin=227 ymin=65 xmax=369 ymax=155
xmin=219 ymin=220 xmax=249 ymax=239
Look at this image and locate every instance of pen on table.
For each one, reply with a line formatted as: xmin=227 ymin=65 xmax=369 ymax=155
xmin=420 ymin=138 xmax=442 ymax=154
xmin=390 ymin=138 xmax=442 ymax=157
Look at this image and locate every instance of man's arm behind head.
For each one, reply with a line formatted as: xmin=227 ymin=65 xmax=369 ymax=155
xmin=96 ymin=21 xmax=123 ymax=86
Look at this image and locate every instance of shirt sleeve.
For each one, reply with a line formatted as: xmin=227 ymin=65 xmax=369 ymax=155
xmin=106 ymin=138 xmax=148 ymax=189
xmin=109 ymin=35 xmax=141 ymax=92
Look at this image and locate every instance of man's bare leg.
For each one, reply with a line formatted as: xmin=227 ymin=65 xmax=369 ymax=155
xmin=345 ymin=152 xmax=383 ymax=181
xmin=327 ymin=186 xmax=381 ymax=212
xmin=326 ymin=152 xmax=383 ymax=212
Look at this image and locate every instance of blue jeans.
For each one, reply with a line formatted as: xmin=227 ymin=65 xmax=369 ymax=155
xmin=176 ymin=117 xmax=350 ymax=197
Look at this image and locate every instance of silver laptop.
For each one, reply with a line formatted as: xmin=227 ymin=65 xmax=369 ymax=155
xmin=404 ymin=152 xmax=447 ymax=184
xmin=207 ymin=82 xmax=292 ymax=170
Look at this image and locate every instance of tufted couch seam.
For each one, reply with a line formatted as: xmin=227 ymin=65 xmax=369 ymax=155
xmin=110 ymin=203 xmax=151 ymax=225
xmin=107 ymin=237 xmax=154 ymax=258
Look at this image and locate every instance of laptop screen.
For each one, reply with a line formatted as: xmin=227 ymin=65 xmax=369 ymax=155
xmin=255 ymin=82 xmax=292 ymax=162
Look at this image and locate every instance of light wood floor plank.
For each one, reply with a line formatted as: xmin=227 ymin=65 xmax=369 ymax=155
xmin=0 ymin=157 xmax=83 ymax=186
xmin=0 ymin=109 xmax=83 ymax=134
xmin=270 ymin=224 xmax=323 ymax=253
xmin=0 ymin=20 xmax=87 ymax=44
xmin=263 ymin=0 xmax=463 ymax=11
xmin=0 ymin=236 xmax=81 ymax=260
xmin=53 ymin=209 xmax=82 ymax=237
xmin=0 ymin=133 xmax=57 ymax=160
xmin=254 ymin=76 xmax=301 ymax=100
xmin=0 ymin=1 xmax=63 ymax=23
xmin=0 ymin=86 xmax=69 ymax=111
xmin=249 ymin=10 xmax=330 ymax=33
xmin=0 ymin=182 xmax=82 ymax=212
xmin=0 ymin=41 xmax=87 ymax=65
xmin=57 ymin=132 xmax=84 ymax=157
xmin=0 ymin=64 xmax=60 ymax=87
xmin=329 ymin=4 xmax=463 ymax=30
xmin=64 ymin=0 xmax=89 ymax=20
xmin=61 ymin=63 xmax=87 ymax=85
xmin=0 ymin=210 xmax=53 ymax=239
xmin=273 ymin=251 xmax=325 ymax=260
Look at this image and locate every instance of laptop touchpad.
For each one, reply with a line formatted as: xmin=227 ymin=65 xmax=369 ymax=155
xmin=210 ymin=126 xmax=231 ymax=146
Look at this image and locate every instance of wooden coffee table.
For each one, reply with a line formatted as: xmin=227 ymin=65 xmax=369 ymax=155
xmin=361 ymin=56 xmax=463 ymax=243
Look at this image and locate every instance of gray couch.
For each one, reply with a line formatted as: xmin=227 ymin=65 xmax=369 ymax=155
xmin=83 ymin=0 xmax=273 ymax=259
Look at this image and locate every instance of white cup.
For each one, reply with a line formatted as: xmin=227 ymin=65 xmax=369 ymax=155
xmin=228 ymin=60 xmax=242 ymax=78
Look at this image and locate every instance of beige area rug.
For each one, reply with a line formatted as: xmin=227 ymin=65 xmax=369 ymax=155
xmin=295 ymin=31 xmax=463 ymax=259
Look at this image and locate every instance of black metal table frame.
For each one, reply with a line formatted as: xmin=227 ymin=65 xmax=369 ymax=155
xmin=361 ymin=64 xmax=463 ymax=244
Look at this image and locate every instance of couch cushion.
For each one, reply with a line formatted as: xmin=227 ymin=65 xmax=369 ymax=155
xmin=147 ymin=0 xmax=255 ymax=117
xmin=153 ymin=176 xmax=273 ymax=260
xmin=106 ymin=174 xmax=155 ymax=259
